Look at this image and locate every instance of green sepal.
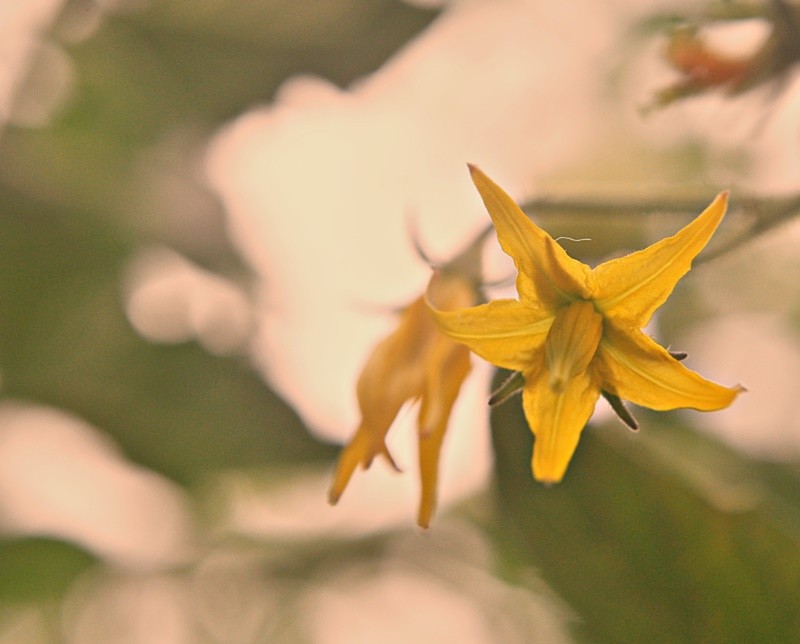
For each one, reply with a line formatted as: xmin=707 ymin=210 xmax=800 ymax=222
xmin=489 ymin=371 xmax=525 ymax=407
xmin=602 ymin=390 xmax=639 ymax=431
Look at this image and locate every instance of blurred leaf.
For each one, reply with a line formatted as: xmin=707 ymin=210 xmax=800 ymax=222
xmin=0 ymin=538 xmax=95 ymax=603
xmin=0 ymin=183 xmax=336 ymax=486
xmin=125 ymin=0 xmax=441 ymax=98
xmin=2 ymin=0 xmax=439 ymax=219
xmin=490 ymin=370 xmax=800 ymax=642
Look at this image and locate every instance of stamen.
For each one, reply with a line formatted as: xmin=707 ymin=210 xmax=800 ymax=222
xmin=545 ymin=300 xmax=603 ymax=392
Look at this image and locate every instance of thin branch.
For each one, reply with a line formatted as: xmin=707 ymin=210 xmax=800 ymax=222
xmin=516 ymin=192 xmax=800 ymax=265
xmin=696 ymin=194 xmax=800 ymax=265
xmin=520 ymin=196 xmax=714 ymax=218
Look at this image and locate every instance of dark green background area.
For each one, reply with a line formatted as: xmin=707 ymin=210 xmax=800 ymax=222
xmin=490 ymin=369 xmax=800 ymax=642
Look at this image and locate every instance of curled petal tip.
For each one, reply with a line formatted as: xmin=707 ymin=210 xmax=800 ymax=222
xmin=533 ymin=466 xmax=565 ymax=486
xmin=467 ymin=163 xmax=485 ymax=182
xmin=417 ymin=500 xmax=435 ymax=529
xmin=382 ymin=448 xmax=402 ymax=472
xmin=711 ymin=190 xmax=730 ymax=211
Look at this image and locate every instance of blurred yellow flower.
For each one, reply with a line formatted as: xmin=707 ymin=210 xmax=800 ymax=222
xmin=328 ymin=255 xmax=480 ymax=528
xmin=429 ymin=165 xmax=743 ymax=484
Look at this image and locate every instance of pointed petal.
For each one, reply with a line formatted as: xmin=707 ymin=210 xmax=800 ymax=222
xmin=418 ymin=340 xmax=472 ymax=436
xmin=596 ymin=323 xmax=743 ymax=411
xmin=329 ymin=296 xmax=435 ymax=505
xmin=592 ymin=192 xmax=729 ymax=327
xmin=416 ymin=341 xmax=472 ymax=528
xmin=468 ymin=165 xmax=592 ymax=307
xmin=328 ymin=429 xmax=399 ymax=505
xmin=427 ymin=297 xmax=553 ymax=371
xmin=328 ymin=430 xmax=368 ymax=504
xmin=522 ymin=358 xmax=601 ymax=483
xmin=356 ymin=296 xmax=431 ymax=427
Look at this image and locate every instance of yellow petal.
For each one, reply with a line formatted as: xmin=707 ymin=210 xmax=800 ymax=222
xmin=596 ymin=322 xmax=743 ymax=411
xmin=522 ymin=358 xmax=601 ymax=483
xmin=416 ymin=341 xmax=472 ymax=528
xmin=330 ymin=295 xmax=434 ymax=505
xmin=544 ymin=300 xmax=603 ymax=392
xmin=468 ymin=165 xmax=592 ymax=307
xmin=427 ymin=297 xmax=553 ymax=371
xmin=328 ymin=430 xmax=368 ymax=504
xmin=418 ymin=340 xmax=472 ymax=436
xmin=592 ymin=192 xmax=729 ymax=327
xmin=356 ymin=296 xmax=431 ymax=428
xmin=420 ymin=273 xmax=478 ymax=433
xmin=427 ymin=270 xmax=477 ymax=312
xmin=328 ymin=429 xmax=398 ymax=505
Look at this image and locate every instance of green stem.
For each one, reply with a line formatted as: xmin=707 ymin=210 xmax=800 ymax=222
xmin=696 ymin=194 xmax=800 ymax=265
xmin=516 ymin=192 xmax=800 ymax=266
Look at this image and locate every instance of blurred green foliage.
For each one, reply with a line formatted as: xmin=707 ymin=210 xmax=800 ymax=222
xmin=491 ymin=369 xmax=800 ymax=642
xmin=0 ymin=538 xmax=95 ymax=603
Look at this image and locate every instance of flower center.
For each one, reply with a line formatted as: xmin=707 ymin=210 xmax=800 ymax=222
xmin=544 ymin=300 xmax=603 ymax=393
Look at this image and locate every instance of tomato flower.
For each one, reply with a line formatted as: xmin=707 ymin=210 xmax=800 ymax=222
xmin=429 ymin=166 xmax=744 ymax=483
xmin=329 ymin=236 xmax=484 ymax=527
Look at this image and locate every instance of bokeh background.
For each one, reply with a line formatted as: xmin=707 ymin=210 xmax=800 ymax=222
xmin=2 ymin=0 xmax=800 ymax=641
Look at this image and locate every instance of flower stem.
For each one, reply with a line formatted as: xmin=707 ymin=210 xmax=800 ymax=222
xmin=517 ymin=192 xmax=800 ymax=265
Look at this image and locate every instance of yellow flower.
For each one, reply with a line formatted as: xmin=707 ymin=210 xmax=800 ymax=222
xmin=328 ymin=258 xmax=480 ymax=528
xmin=429 ymin=165 xmax=743 ymax=484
